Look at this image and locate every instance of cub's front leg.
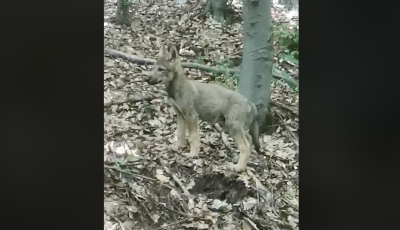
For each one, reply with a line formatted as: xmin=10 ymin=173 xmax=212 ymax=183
xmin=170 ymin=109 xmax=187 ymax=152
xmin=168 ymin=99 xmax=187 ymax=151
xmin=174 ymin=111 xmax=187 ymax=149
xmin=185 ymin=114 xmax=200 ymax=157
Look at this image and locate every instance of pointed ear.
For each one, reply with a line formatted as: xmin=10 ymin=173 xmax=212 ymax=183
xmin=169 ymin=46 xmax=179 ymax=60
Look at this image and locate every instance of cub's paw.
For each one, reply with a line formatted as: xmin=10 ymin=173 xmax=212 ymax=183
xmin=176 ymin=139 xmax=187 ymax=147
xmin=169 ymin=144 xmax=182 ymax=152
xmin=183 ymin=151 xmax=198 ymax=158
xmin=170 ymin=139 xmax=187 ymax=151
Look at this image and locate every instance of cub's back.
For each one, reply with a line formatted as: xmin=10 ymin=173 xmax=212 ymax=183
xmin=192 ymin=81 xmax=248 ymax=103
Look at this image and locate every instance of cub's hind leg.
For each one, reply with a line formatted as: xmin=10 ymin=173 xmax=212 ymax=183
xmin=225 ymin=107 xmax=252 ymax=172
xmin=229 ymin=128 xmax=251 ymax=172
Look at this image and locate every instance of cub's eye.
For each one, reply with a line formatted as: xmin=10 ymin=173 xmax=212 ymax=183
xmin=158 ymin=67 xmax=165 ymax=72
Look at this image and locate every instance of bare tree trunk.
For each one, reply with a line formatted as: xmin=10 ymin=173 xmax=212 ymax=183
xmin=238 ymin=0 xmax=273 ymax=133
xmin=116 ymin=0 xmax=131 ymax=26
xmin=203 ymin=0 xmax=233 ymax=25
xmin=279 ymin=0 xmax=298 ymax=10
xmin=292 ymin=0 xmax=299 ymax=10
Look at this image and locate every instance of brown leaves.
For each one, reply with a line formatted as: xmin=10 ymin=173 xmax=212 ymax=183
xmin=104 ymin=0 xmax=298 ymax=230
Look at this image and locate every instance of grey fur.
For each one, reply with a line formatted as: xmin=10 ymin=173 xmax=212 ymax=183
xmin=152 ymin=45 xmax=261 ymax=172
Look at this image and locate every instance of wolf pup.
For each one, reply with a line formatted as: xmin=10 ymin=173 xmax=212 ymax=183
xmin=152 ymin=45 xmax=261 ymax=172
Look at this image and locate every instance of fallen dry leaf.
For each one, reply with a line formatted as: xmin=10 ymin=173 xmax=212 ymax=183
xmin=104 ymin=1 xmax=298 ymax=230
xmin=156 ymin=174 xmax=170 ymax=183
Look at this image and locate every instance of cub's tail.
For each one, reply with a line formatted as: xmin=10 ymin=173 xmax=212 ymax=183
xmin=249 ymin=103 xmax=261 ymax=153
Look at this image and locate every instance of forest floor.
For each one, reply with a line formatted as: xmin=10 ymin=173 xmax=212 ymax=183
xmin=104 ymin=1 xmax=298 ymax=230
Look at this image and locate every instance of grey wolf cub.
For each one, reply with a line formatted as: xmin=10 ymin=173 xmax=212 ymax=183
xmin=152 ymin=45 xmax=261 ymax=172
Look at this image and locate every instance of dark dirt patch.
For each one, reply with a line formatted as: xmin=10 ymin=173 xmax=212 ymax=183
xmin=190 ymin=172 xmax=252 ymax=203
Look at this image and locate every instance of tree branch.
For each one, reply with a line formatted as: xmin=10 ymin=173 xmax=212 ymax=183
xmin=104 ymin=94 xmax=155 ymax=108
xmin=104 ymin=48 xmax=298 ymax=87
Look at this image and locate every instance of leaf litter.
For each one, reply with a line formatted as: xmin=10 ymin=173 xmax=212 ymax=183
xmin=104 ymin=0 xmax=298 ymax=230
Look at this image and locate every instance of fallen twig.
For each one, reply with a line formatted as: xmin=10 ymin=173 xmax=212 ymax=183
xmin=107 ymin=223 xmax=118 ymax=230
xmin=171 ymin=174 xmax=191 ymax=197
xmin=246 ymin=168 xmax=276 ymax=213
xmin=286 ymin=128 xmax=299 ymax=147
xmin=104 ymin=165 xmax=157 ymax=181
xmin=157 ymin=217 xmax=191 ymax=230
xmin=104 ymin=94 xmax=156 ymax=108
xmin=246 ymin=169 xmax=269 ymax=193
xmin=167 ymin=193 xmax=178 ymax=222
xmin=105 ymin=48 xmax=156 ymax=65
xmin=132 ymin=194 xmax=156 ymax=224
xmin=159 ymin=203 xmax=188 ymax=217
xmin=270 ymin=100 xmax=298 ymax=116
xmin=241 ymin=210 xmax=271 ymax=229
xmin=104 ymin=48 xmax=298 ymax=87
xmin=105 ymin=164 xmax=187 ymax=196
xmin=109 ymin=215 xmax=126 ymax=230
xmin=243 ymin=217 xmax=260 ymax=230
xmin=253 ymin=176 xmax=260 ymax=216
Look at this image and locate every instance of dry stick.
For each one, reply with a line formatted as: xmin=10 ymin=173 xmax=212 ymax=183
xmin=286 ymin=128 xmax=299 ymax=147
xmin=156 ymin=215 xmax=201 ymax=230
xmin=109 ymin=215 xmax=126 ymax=230
xmin=159 ymin=203 xmax=188 ymax=217
xmin=246 ymin=168 xmax=275 ymax=211
xmin=108 ymin=223 xmax=118 ymax=230
xmin=166 ymin=194 xmax=178 ymax=222
xmin=157 ymin=217 xmax=191 ymax=230
xmin=241 ymin=210 xmax=270 ymax=229
xmin=106 ymin=165 xmax=188 ymax=198
xmin=132 ymin=194 xmax=156 ymax=224
xmin=105 ymin=165 xmax=179 ymax=194
xmin=171 ymin=174 xmax=191 ymax=197
xmin=104 ymin=94 xmax=156 ymax=108
xmin=253 ymin=175 xmax=260 ymax=216
xmin=246 ymin=168 xmax=271 ymax=197
xmin=270 ymin=100 xmax=298 ymax=115
xmin=104 ymin=165 xmax=157 ymax=181
xmin=105 ymin=48 xmax=156 ymax=65
xmin=105 ymin=165 xmax=182 ymax=193
xmin=104 ymin=48 xmax=298 ymax=87
xmin=243 ymin=217 xmax=261 ymax=230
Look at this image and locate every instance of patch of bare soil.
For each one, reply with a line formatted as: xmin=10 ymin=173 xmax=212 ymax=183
xmin=104 ymin=1 xmax=298 ymax=230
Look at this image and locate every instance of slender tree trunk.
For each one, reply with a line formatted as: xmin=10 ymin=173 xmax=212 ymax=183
xmin=116 ymin=0 xmax=131 ymax=26
xmin=203 ymin=0 xmax=233 ymax=25
xmin=238 ymin=0 xmax=273 ymax=132
xmin=279 ymin=0 xmax=298 ymax=9
xmin=293 ymin=0 xmax=299 ymax=10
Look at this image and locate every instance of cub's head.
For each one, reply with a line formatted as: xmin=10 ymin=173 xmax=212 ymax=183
xmin=152 ymin=44 xmax=181 ymax=83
